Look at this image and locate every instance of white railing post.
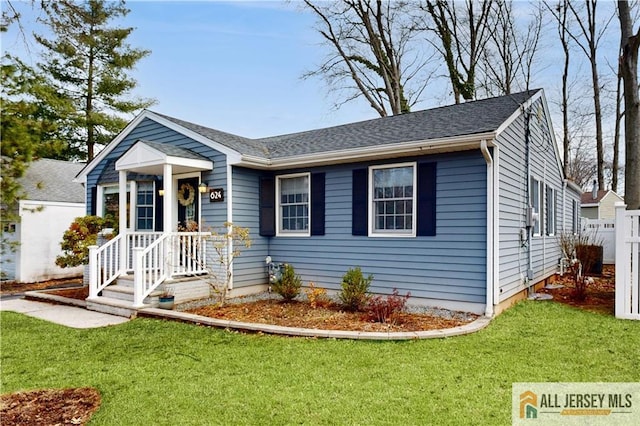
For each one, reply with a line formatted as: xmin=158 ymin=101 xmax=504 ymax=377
xmin=133 ymin=247 xmax=145 ymax=307
xmin=88 ymin=245 xmax=99 ymax=298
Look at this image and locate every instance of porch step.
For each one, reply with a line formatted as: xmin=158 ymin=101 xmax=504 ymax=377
xmin=86 ymin=296 xmax=150 ymax=318
xmin=101 ymin=284 xmax=162 ymax=304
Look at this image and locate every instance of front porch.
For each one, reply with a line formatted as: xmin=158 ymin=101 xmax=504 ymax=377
xmin=86 ymin=231 xmax=224 ymax=316
xmin=86 ymin=140 xmax=221 ymax=316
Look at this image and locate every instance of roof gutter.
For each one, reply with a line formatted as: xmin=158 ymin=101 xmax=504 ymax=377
xmin=238 ymin=131 xmax=497 ymax=170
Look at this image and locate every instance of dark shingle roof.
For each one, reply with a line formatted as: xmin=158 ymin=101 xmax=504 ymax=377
xmin=260 ymin=90 xmax=537 ymax=158
xmin=153 ymin=112 xmax=270 ymax=157
xmin=19 ymin=159 xmax=85 ymax=203
xmin=150 ymin=90 xmax=538 ymax=160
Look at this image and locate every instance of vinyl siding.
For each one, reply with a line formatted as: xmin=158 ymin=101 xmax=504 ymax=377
xmin=256 ymin=151 xmax=487 ymax=305
xmin=87 ymin=118 xmax=228 ymax=227
xmin=231 ymin=167 xmax=269 ymax=287
xmin=497 ymin=98 xmax=580 ymax=301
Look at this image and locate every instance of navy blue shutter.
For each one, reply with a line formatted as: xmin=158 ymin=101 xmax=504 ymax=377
xmin=259 ymin=176 xmax=276 ymax=237
xmin=352 ymin=168 xmax=368 ymax=236
xmin=90 ymin=186 xmax=97 ymax=215
xmin=417 ymin=162 xmax=437 ymax=236
xmin=311 ymin=173 xmax=325 ymax=236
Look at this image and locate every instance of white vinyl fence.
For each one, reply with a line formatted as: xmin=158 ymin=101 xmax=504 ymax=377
xmin=615 ymin=203 xmax=640 ymax=320
xmin=582 ymin=219 xmax=616 ymax=264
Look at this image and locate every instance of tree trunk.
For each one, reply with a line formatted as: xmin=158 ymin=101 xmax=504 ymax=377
xmin=612 ymin=69 xmax=622 ymax=192
xmin=618 ymin=1 xmax=640 ymax=209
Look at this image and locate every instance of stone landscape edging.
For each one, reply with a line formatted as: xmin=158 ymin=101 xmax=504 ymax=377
xmin=137 ymin=307 xmax=492 ymax=340
xmin=23 ymin=290 xmax=492 ymax=340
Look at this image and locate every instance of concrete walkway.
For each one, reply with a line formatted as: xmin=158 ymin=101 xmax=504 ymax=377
xmin=0 ymin=298 xmax=129 ymax=328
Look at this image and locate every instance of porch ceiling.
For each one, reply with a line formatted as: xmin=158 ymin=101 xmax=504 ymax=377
xmin=115 ymin=140 xmax=213 ymax=175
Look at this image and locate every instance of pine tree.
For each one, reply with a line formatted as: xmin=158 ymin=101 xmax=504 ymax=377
xmin=0 ymin=54 xmax=71 ymax=260
xmin=35 ymin=0 xmax=154 ymax=161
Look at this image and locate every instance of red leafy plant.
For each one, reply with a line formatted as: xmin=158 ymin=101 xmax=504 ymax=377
xmin=365 ymin=289 xmax=411 ymax=324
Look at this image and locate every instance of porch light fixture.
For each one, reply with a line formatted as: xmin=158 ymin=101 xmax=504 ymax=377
xmin=158 ymin=189 xmax=165 ymax=196
xmin=199 ymin=182 xmax=208 ymax=194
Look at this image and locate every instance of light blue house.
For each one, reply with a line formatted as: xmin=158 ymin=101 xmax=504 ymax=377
xmin=75 ymin=89 xmax=581 ymax=317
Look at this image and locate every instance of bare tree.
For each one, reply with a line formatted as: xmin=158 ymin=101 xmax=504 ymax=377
xmin=565 ymin=0 xmax=614 ymax=191
xmin=618 ymin=0 xmax=640 ymax=209
xmin=545 ymin=0 xmax=573 ymax=177
xmin=478 ymin=0 xmax=544 ymax=97
xmin=423 ymin=0 xmax=495 ymax=103
xmin=303 ymin=0 xmax=433 ymax=116
xmin=611 ymin=62 xmax=623 ymax=192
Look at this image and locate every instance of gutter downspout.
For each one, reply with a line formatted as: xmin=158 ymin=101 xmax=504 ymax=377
xmin=480 ymin=140 xmax=496 ymax=317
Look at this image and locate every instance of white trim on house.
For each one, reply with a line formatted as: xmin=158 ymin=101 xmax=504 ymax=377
xmin=115 ymin=140 xmax=213 ymax=175
xmin=275 ymin=172 xmax=311 ymax=237
xmin=240 ymin=132 xmax=497 ymax=170
xmin=367 ymin=162 xmax=417 ymax=238
xmin=75 ymin=110 xmax=235 ymax=183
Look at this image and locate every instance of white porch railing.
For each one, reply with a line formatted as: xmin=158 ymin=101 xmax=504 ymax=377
xmin=88 ymin=235 xmax=123 ymax=299
xmin=126 ymin=232 xmax=163 ymax=270
xmin=615 ymin=203 xmax=640 ymax=320
xmin=132 ymin=232 xmax=212 ymax=307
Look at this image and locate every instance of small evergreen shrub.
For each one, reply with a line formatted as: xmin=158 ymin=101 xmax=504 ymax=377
xmin=366 ymin=289 xmax=411 ymax=324
xmin=339 ymin=267 xmax=372 ymax=311
xmin=272 ymin=264 xmax=301 ymax=301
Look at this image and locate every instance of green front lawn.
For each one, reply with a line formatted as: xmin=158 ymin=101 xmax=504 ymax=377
xmin=2 ymin=301 xmax=639 ymax=425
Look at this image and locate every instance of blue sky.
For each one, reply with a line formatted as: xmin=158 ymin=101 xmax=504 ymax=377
xmin=3 ymin=0 xmax=383 ymax=138
xmin=2 ymin=0 xmax=622 ymax=142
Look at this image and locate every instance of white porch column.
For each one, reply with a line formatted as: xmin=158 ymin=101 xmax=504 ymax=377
xmin=163 ymin=164 xmax=173 ymax=232
xmin=119 ymin=170 xmax=128 ymax=274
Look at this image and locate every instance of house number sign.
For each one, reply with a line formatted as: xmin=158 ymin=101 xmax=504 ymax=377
xmin=209 ymin=188 xmax=224 ymax=202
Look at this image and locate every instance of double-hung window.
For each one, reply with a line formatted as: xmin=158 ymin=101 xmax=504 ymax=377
xmin=530 ymin=177 xmax=541 ymax=236
xmin=136 ymin=182 xmax=155 ymax=230
xmin=546 ymin=185 xmax=556 ymax=236
xmin=370 ymin=163 xmax=416 ymax=237
xmin=277 ymin=173 xmax=310 ymax=236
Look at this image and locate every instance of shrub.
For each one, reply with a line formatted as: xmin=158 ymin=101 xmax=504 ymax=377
xmin=557 ymin=232 xmax=603 ymax=301
xmin=365 ymin=289 xmax=411 ymax=324
xmin=338 ymin=267 xmax=372 ymax=311
xmin=304 ymin=282 xmax=330 ymax=309
xmin=55 ymin=215 xmax=114 ymax=268
xmin=272 ymin=264 xmax=301 ymax=301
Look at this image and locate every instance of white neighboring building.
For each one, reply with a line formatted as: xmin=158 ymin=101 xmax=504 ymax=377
xmin=1 ymin=159 xmax=85 ymax=282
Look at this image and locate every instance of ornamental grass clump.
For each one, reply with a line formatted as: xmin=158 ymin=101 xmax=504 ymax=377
xmin=273 ymin=264 xmax=301 ymax=301
xmin=338 ymin=267 xmax=372 ymax=311
xmin=366 ymin=289 xmax=411 ymax=324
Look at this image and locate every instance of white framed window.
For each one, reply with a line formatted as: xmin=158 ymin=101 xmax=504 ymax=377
xmin=530 ymin=177 xmax=542 ymax=236
xmin=276 ymin=173 xmax=310 ymax=236
xmin=136 ymin=182 xmax=155 ymax=231
xmin=369 ymin=162 xmax=416 ymax=237
xmin=100 ymin=184 xmax=131 ymax=229
xmin=572 ymin=200 xmax=579 ymax=234
xmin=546 ymin=185 xmax=556 ymax=236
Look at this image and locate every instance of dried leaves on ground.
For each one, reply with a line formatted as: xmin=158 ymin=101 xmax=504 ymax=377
xmin=539 ymin=264 xmax=615 ymax=315
xmin=0 ymin=278 xmax=82 ymax=295
xmin=188 ymin=299 xmax=476 ymax=332
xmin=0 ymin=387 xmax=101 ymax=426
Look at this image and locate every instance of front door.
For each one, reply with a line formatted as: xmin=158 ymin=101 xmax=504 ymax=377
xmin=177 ymin=177 xmax=199 ymax=231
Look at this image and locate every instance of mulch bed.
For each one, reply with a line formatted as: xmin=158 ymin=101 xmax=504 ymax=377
xmin=0 ymin=278 xmax=83 ymax=295
xmin=187 ymin=298 xmax=476 ymax=332
xmin=539 ymin=264 xmax=615 ymax=315
xmin=0 ymin=388 xmax=101 ymax=426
